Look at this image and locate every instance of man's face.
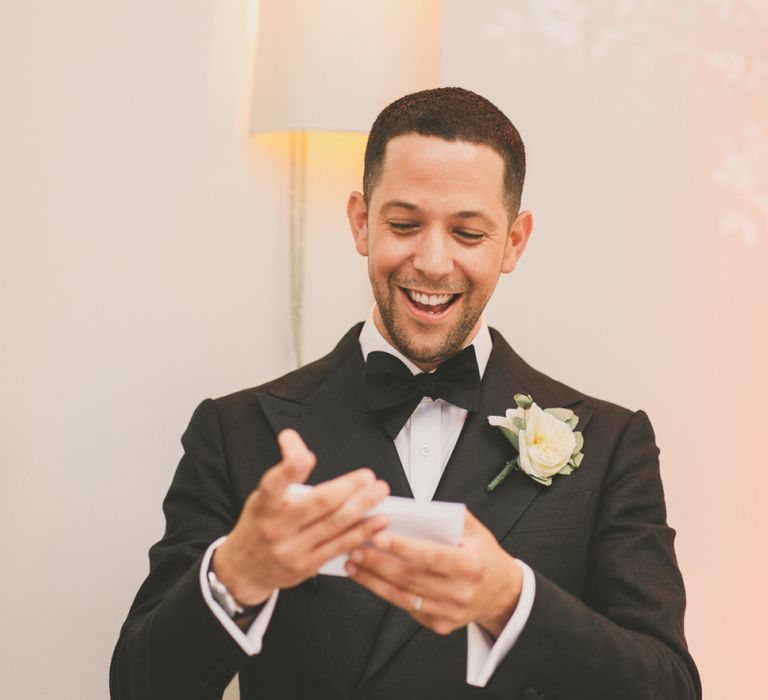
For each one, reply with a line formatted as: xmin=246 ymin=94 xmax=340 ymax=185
xmin=348 ymin=134 xmax=532 ymax=370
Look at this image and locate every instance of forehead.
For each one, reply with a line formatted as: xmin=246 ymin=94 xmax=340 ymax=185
xmin=372 ymin=134 xmax=506 ymax=209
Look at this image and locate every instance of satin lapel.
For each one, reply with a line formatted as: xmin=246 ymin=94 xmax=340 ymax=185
xmin=359 ymin=330 xmax=594 ymax=686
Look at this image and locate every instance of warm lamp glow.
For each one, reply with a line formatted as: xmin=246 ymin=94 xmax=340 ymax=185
xmin=250 ymin=0 xmax=441 ymax=135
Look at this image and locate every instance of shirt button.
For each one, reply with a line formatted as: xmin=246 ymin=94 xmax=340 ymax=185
xmin=421 ymin=444 xmax=432 ymax=458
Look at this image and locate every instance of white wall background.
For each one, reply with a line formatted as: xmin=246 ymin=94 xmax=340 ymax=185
xmin=1 ymin=2 xmax=765 ymax=699
xmin=1 ymin=3 xmax=291 ymax=698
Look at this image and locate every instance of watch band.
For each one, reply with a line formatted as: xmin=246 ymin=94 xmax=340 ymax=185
xmin=207 ymin=568 xmax=266 ymax=621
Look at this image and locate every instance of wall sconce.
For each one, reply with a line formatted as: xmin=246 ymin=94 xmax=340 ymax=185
xmin=250 ymin=0 xmax=440 ymax=366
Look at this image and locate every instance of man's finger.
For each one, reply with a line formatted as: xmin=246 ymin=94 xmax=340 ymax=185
xmin=291 ymin=471 xmax=388 ymax=532
xmin=304 ymin=514 xmax=389 ymax=573
xmin=346 ymin=560 xmax=443 ymax=621
xmin=294 ymin=477 xmax=389 ymax=544
xmin=461 ymin=509 xmax=486 ymax=537
xmin=348 ymin=544 xmax=458 ymax=603
xmin=259 ymin=429 xmax=316 ymax=504
xmin=371 ymin=531 xmax=461 ymax=573
xmin=277 ymin=428 xmax=315 ymax=470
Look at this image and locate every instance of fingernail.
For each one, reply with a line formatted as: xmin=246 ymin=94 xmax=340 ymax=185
xmin=345 ymin=561 xmax=358 ymax=576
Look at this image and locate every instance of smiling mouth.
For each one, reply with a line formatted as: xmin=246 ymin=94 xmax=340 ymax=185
xmin=401 ymin=287 xmax=460 ymax=315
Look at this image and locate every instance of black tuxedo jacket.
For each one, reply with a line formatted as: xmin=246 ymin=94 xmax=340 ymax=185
xmin=110 ymin=325 xmax=701 ymax=700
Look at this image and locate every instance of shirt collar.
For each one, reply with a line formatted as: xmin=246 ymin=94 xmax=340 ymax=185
xmin=359 ymin=305 xmax=492 ymax=378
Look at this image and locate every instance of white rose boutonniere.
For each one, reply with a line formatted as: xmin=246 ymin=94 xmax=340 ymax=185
xmin=486 ymin=393 xmax=584 ymax=491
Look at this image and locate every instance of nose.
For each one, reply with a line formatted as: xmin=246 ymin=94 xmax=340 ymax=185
xmin=412 ymin=226 xmax=454 ymax=279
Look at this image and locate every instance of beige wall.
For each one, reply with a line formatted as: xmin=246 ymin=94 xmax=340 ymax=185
xmin=1 ymin=2 xmax=765 ymax=698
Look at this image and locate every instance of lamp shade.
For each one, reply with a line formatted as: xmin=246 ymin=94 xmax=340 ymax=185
xmin=250 ymin=0 xmax=441 ymax=134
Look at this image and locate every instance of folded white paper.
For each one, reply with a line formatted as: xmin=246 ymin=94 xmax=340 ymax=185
xmin=287 ymin=483 xmax=466 ymax=576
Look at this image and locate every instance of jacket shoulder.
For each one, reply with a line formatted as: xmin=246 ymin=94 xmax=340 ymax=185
xmin=489 ymin=327 xmax=638 ymax=425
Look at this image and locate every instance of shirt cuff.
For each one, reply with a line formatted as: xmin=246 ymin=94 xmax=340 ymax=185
xmin=465 ymin=559 xmax=536 ymax=687
xmin=199 ymin=536 xmax=279 ymax=656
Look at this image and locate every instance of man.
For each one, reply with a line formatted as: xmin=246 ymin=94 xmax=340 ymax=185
xmin=111 ymin=88 xmax=701 ymax=699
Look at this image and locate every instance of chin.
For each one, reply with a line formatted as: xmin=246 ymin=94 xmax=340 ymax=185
xmin=375 ymin=287 xmax=480 ymax=363
xmin=391 ymin=327 xmax=464 ymax=365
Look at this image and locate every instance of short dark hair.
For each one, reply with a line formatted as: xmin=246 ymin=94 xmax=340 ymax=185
xmin=363 ymin=87 xmax=526 ymax=216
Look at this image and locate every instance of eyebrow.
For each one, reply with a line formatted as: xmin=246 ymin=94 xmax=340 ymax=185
xmin=380 ymin=200 xmax=497 ymax=229
xmin=380 ymin=200 xmax=420 ymax=212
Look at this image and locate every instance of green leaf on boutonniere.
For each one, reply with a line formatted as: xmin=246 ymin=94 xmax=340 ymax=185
xmin=544 ymin=407 xmax=573 ymax=422
xmin=528 ymin=473 xmax=554 ymax=486
xmin=514 ymin=393 xmax=533 ymax=410
xmin=486 ymin=460 xmax=518 ymax=492
xmin=498 ymin=426 xmax=519 ymax=450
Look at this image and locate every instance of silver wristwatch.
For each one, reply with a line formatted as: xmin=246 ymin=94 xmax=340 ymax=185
xmin=207 ymin=569 xmax=265 ymax=621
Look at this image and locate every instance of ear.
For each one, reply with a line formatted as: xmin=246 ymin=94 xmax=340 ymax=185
xmin=501 ymin=210 xmax=533 ymax=274
xmin=347 ymin=191 xmax=369 ymax=257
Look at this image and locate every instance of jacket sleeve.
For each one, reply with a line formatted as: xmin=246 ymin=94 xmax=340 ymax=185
xmin=109 ymin=399 xmax=249 ymax=700
xmin=485 ymin=410 xmax=702 ymax=700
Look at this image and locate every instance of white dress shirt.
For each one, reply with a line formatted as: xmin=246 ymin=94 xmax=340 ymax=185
xmin=201 ymin=312 xmax=536 ymax=687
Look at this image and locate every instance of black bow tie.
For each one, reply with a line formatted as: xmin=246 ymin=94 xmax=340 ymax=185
xmin=364 ymin=345 xmax=481 ymax=439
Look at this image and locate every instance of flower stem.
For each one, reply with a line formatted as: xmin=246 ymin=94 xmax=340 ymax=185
xmin=486 ymin=460 xmax=518 ymax=493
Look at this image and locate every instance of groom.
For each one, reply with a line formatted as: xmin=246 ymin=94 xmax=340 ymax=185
xmin=111 ymin=88 xmax=701 ymax=699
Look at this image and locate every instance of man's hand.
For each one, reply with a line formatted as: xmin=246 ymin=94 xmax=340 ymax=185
xmin=345 ymin=510 xmax=522 ymax=638
xmin=213 ymin=429 xmax=390 ymax=606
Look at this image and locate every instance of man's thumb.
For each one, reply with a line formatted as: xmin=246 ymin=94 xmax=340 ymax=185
xmin=277 ymin=429 xmax=316 ymax=478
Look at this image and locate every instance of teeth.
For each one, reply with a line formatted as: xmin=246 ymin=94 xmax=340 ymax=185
xmin=406 ymin=290 xmax=454 ymax=306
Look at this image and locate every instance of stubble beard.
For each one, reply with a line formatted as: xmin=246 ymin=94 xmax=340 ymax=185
xmin=372 ymin=277 xmax=482 ymax=366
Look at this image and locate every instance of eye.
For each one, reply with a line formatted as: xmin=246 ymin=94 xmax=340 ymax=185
xmin=454 ymin=229 xmax=484 ymax=242
xmin=388 ymin=221 xmax=418 ymax=233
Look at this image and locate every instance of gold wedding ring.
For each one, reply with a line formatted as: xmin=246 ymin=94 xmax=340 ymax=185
xmin=412 ymin=595 xmax=423 ymax=612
